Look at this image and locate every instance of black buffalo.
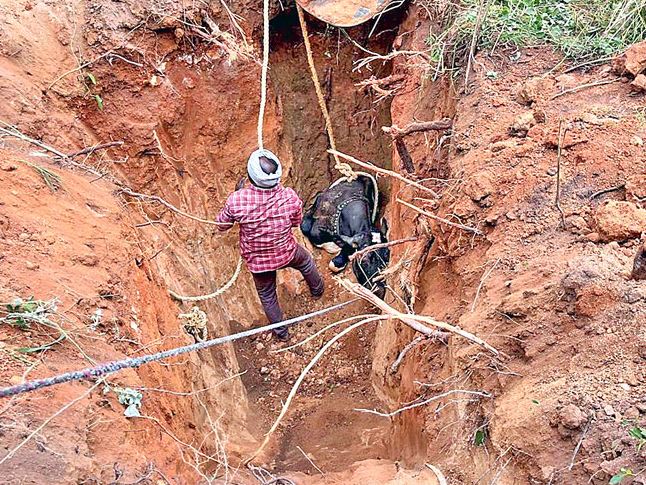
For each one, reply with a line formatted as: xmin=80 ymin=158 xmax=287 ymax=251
xmin=301 ymin=173 xmax=390 ymax=299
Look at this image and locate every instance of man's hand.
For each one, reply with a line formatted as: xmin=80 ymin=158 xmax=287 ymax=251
xmin=235 ymin=177 xmax=246 ymax=191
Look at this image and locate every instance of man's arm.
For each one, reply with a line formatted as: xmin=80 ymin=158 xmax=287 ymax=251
xmin=289 ymin=190 xmax=304 ymax=228
xmin=216 ymin=196 xmax=236 ymax=231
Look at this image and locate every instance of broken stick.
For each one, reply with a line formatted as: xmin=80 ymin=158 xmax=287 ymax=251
xmin=394 ymin=138 xmax=415 ymax=173
xmin=349 ymin=236 xmax=418 ymax=261
xmin=382 ymin=119 xmax=453 ymax=139
xmin=67 ymin=141 xmax=124 ymax=158
xmin=397 ymin=198 xmax=483 ymax=236
xmin=329 ymin=149 xmax=439 ymax=198
xmin=340 ymin=278 xmax=498 ymax=355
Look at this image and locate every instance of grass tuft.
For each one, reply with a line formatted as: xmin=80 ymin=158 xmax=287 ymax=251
xmin=17 ymin=160 xmax=63 ymax=192
xmin=425 ymin=0 xmax=646 ymax=72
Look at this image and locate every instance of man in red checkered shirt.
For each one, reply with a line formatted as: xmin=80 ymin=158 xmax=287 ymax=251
xmin=217 ymin=149 xmax=324 ymax=341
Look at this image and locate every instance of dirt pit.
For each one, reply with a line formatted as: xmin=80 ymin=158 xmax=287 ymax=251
xmin=1 ymin=0 xmax=645 ymax=484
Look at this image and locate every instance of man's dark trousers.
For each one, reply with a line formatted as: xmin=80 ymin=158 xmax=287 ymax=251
xmin=251 ymin=244 xmax=324 ymax=339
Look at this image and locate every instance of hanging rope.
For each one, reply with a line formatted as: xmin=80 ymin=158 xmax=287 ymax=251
xmin=0 ymin=299 xmax=359 ymax=399
xmin=168 ymin=257 xmax=243 ymax=302
xmin=296 ymin=5 xmax=356 ymax=181
xmin=257 ymin=0 xmax=270 ymax=149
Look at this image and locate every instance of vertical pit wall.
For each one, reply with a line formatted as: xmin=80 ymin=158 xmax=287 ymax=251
xmin=65 ymin=0 xmax=398 ymax=462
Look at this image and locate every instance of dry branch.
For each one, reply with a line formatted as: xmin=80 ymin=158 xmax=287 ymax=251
xmin=390 ymin=335 xmax=426 ymax=374
xmin=590 ymin=183 xmax=625 ymax=199
xmin=329 ymin=149 xmax=439 ymax=198
xmin=382 ymin=119 xmax=453 ymax=139
xmin=550 ymin=78 xmax=620 ymax=100
xmin=355 ymin=389 xmax=491 ymax=417
xmin=246 ymin=315 xmax=386 ymax=464
xmin=0 ymin=123 xmax=68 ymax=159
xmin=67 ymin=141 xmax=124 ymax=158
xmin=350 ymin=237 xmax=418 ymax=261
xmin=0 ymin=381 xmax=101 ymax=466
xmin=397 ymin=198 xmax=483 ymax=235
xmin=271 ymin=314 xmax=376 ymax=354
xmin=120 ymin=188 xmax=230 ymax=226
xmin=394 ymin=138 xmax=415 ymax=173
xmin=355 ymin=74 xmax=406 ymax=97
xmin=555 ymin=120 xmax=567 ymax=227
xmin=340 ymin=278 xmax=499 ymax=355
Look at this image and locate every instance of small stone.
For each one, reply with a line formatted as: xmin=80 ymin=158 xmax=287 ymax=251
xmin=25 ymin=261 xmax=39 ymax=270
xmin=585 ymin=232 xmax=601 ymax=243
xmin=578 ymin=112 xmax=604 ymax=126
xmin=595 ymin=201 xmax=646 ymax=242
xmin=74 ymin=254 xmax=99 ymax=267
xmin=626 ymin=372 xmax=639 ymax=387
xmin=631 ymin=135 xmax=644 ymax=147
xmin=1 ymin=164 xmax=18 ymax=172
xmin=630 ymin=73 xmax=646 ymax=92
xmin=485 ymin=214 xmax=499 ymax=226
xmin=9 ymin=375 xmax=22 ymax=385
xmin=559 ymin=404 xmax=587 ymax=429
xmin=491 ymin=140 xmax=517 ymax=152
xmin=541 ymin=465 xmax=556 ymax=481
xmin=18 ymin=232 xmax=29 ymax=241
xmin=506 ymin=211 xmax=517 ymax=220
xmin=603 ymin=404 xmax=616 ymax=417
xmin=619 ymin=383 xmax=631 ymax=391
xmin=612 ymin=40 xmax=646 ymax=76
xmin=269 ymin=369 xmax=281 ymax=380
xmin=547 ymin=167 xmax=557 ymax=176
xmin=625 ymin=407 xmax=640 ymax=420
xmin=255 ymin=342 xmax=265 ymax=351
xmin=636 ymin=403 xmax=646 ymax=413
xmin=259 ymin=366 xmax=269 ymax=375
xmin=510 ymin=111 xmax=537 ymax=136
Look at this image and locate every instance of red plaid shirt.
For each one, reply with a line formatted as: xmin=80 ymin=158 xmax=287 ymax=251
xmin=217 ymin=184 xmax=303 ymax=273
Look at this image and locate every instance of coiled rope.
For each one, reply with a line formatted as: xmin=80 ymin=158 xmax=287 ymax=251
xmin=168 ymin=257 xmax=243 ymax=302
xmin=296 ymin=5 xmax=356 ymax=181
xmin=0 ymin=298 xmax=358 ymax=399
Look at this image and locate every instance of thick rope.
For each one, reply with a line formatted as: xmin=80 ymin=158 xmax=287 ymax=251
xmin=169 ymin=257 xmax=243 ymax=302
xmin=296 ymin=5 xmax=356 ymax=181
xmin=0 ymin=299 xmax=358 ymax=399
xmin=257 ymin=0 xmax=270 ymax=149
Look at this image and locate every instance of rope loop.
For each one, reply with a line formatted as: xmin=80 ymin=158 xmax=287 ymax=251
xmin=168 ymin=257 xmax=243 ymax=302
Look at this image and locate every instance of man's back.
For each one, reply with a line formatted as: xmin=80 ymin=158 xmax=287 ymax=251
xmin=218 ymin=184 xmax=302 ymax=273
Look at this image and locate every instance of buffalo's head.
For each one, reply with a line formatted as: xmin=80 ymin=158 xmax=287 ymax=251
xmin=340 ymin=219 xmax=390 ymax=299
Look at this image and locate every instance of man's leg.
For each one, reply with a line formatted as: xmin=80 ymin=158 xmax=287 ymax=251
xmin=251 ymin=270 xmax=289 ymax=340
xmin=288 ymin=244 xmax=325 ymax=298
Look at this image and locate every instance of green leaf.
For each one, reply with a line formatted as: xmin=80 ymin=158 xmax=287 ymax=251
xmin=94 ymin=94 xmax=104 ymax=111
xmin=532 ymin=399 xmax=540 ymax=405
xmin=474 ymin=429 xmax=486 ymax=446
xmin=87 ymin=72 xmax=97 ymax=85
xmin=609 ymin=475 xmax=623 ymax=485
xmin=628 ymin=427 xmax=646 ymax=440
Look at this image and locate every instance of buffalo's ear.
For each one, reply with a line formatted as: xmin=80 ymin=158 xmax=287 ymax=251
xmin=379 ymin=217 xmax=389 ymax=241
